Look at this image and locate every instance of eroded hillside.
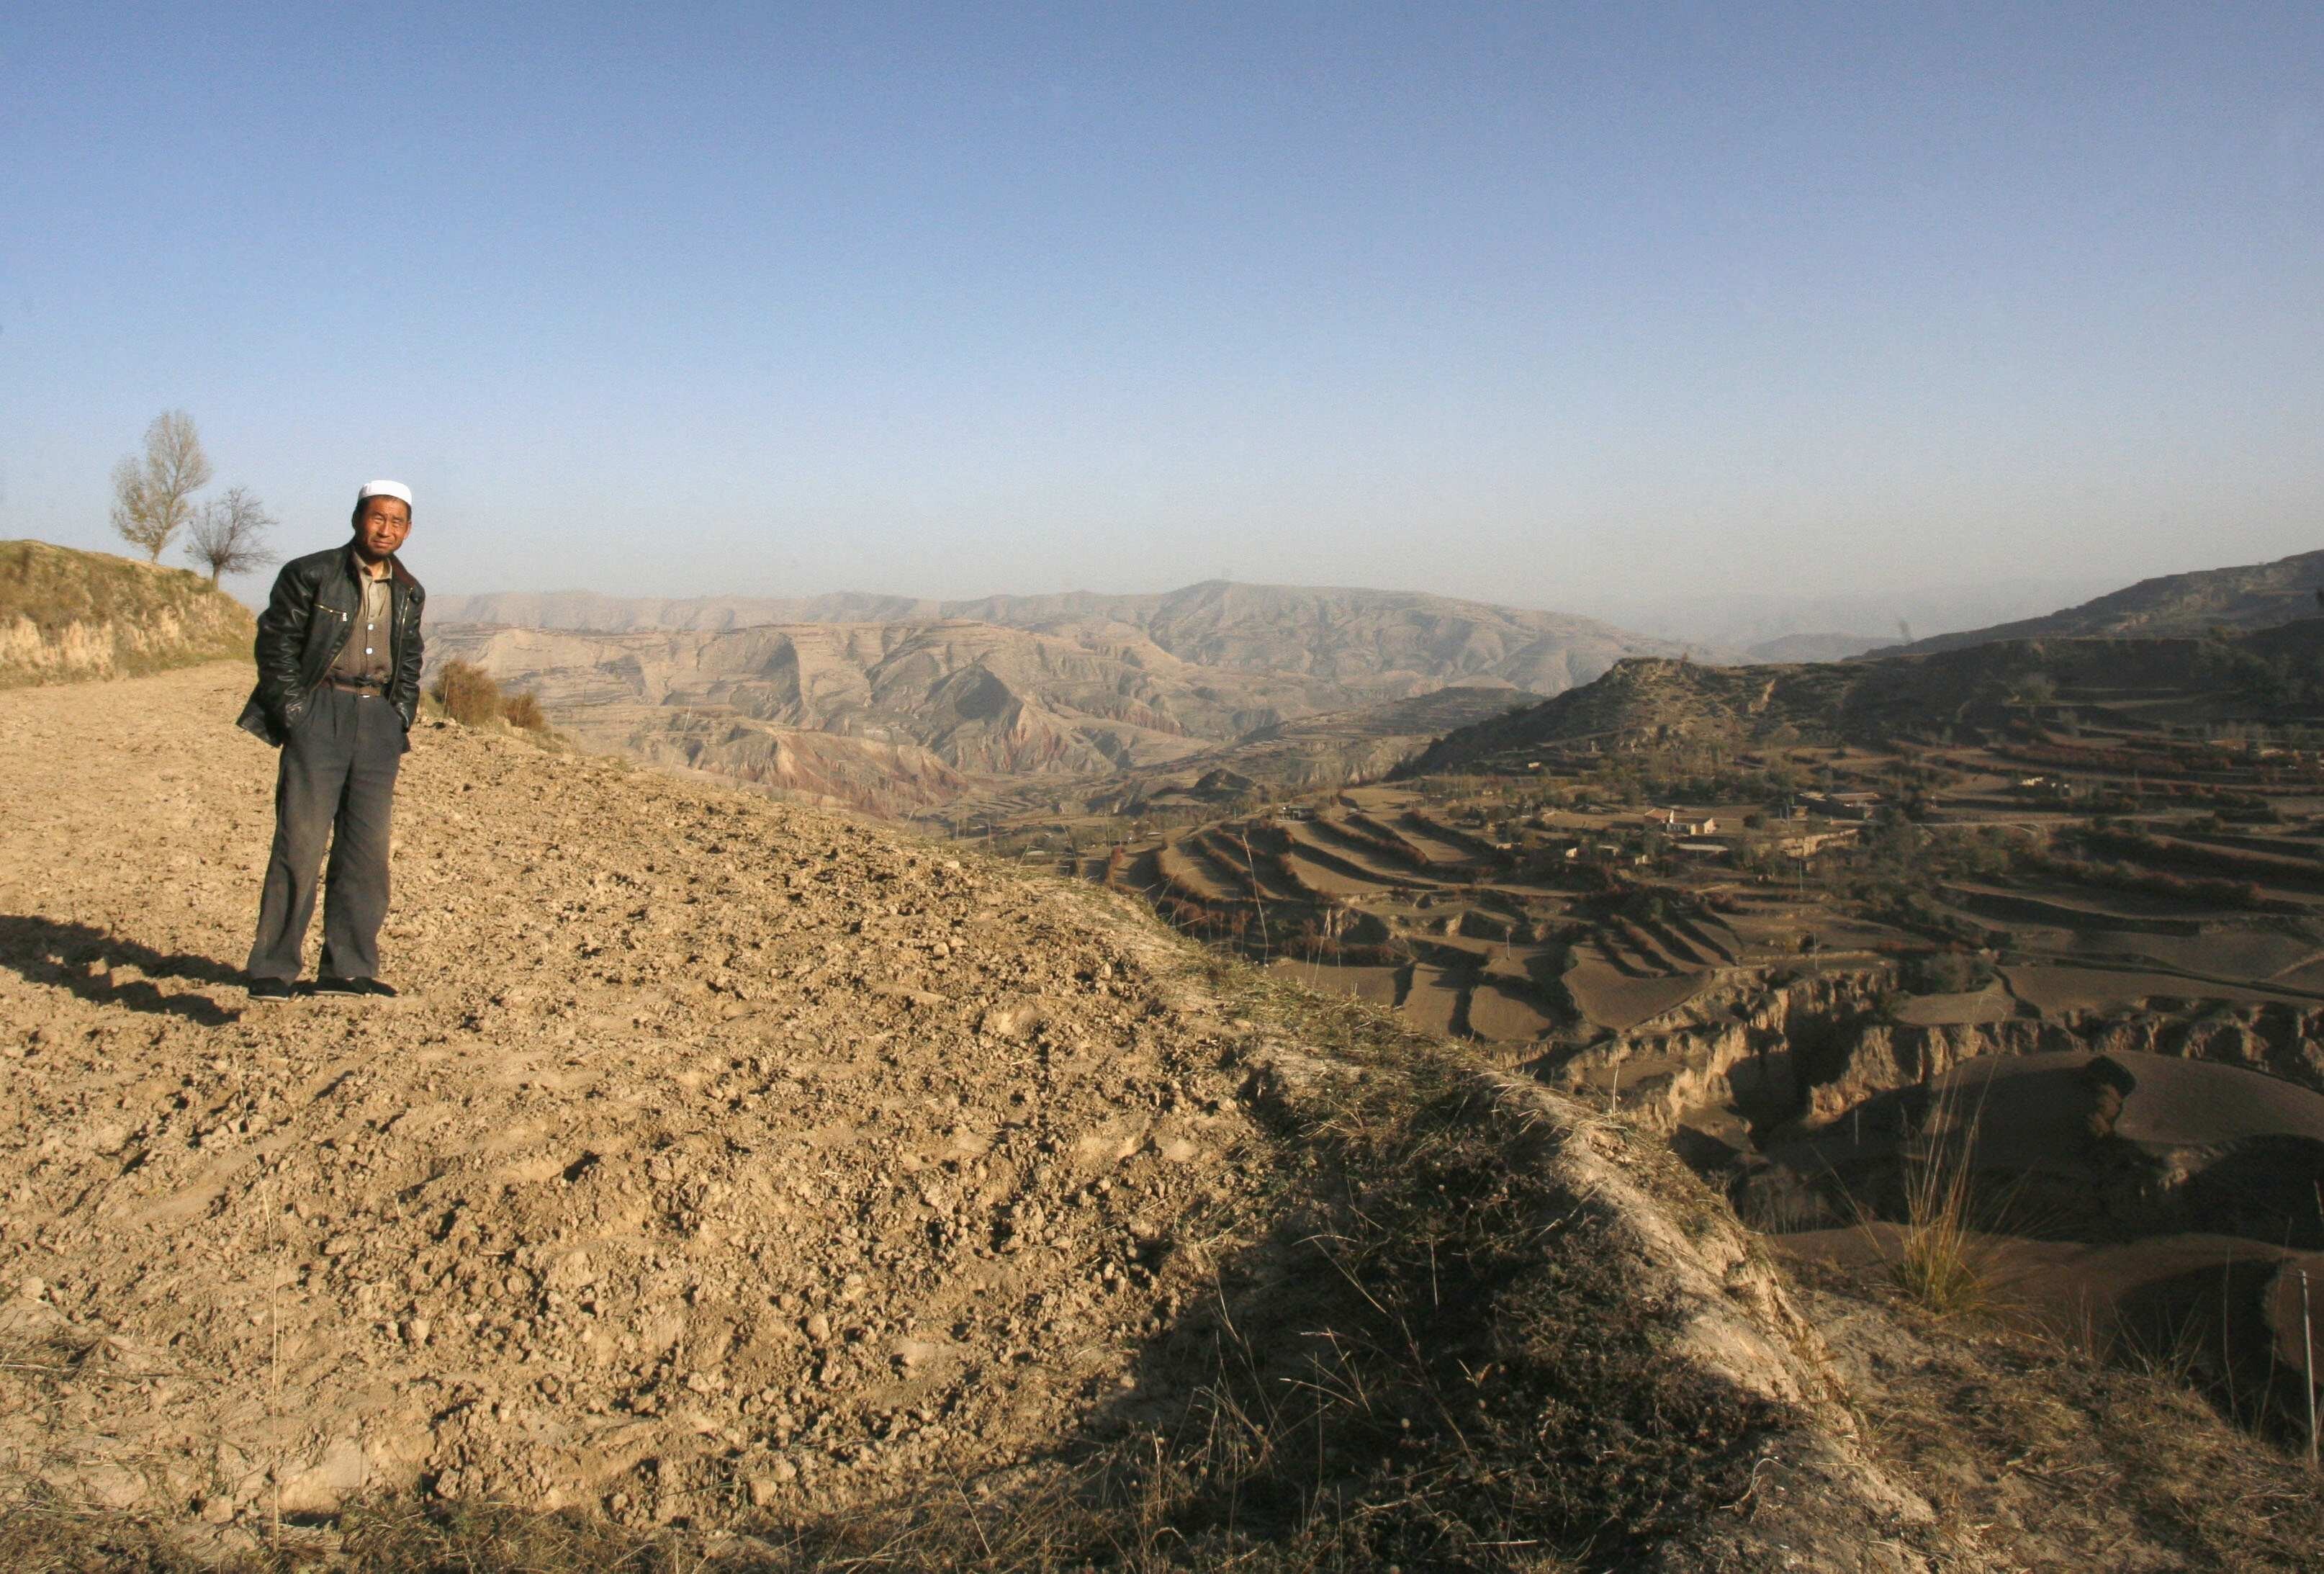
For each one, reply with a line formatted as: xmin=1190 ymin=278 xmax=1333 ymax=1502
xmin=425 ymin=611 xmax=1559 ymax=818
xmin=0 ymin=541 xmax=253 ymax=688
xmin=1408 ymin=621 xmax=2324 ymax=774
xmin=425 ymin=616 xmax=1344 ymax=783
xmin=419 ymin=580 xmax=1697 ymax=819
xmin=0 ymin=660 xmax=1950 ymax=1571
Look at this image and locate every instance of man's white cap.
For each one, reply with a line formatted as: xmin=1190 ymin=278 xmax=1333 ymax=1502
xmin=357 ymin=479 xmax=413 ymax=506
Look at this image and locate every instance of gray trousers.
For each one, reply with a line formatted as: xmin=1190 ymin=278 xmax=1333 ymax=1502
xmin=246 ymin=686 xmax=404 ymax=981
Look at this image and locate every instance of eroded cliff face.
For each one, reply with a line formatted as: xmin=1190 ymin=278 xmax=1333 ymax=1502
xmin=1797 ymin=1004 xmax=2324 ymax=1126
xmin=1533 ymin=971 xmax=1896 ymax=1136
xmin=1539 ymin=966 xmax=2324 ymax=1138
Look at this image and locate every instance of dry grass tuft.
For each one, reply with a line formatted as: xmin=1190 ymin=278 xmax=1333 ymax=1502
xmin=1857 ymin=1081 xmax=1996 ymax=1318
xmin=427 ymin=658 xmax=503 ymax=725
xmin=1889 ymin=1157 xmax=1987 ymax=1318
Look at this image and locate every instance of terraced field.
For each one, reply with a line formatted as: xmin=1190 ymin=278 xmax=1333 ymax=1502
xmin=1054 ymin=610 xmax=2324 ymax=1501
xmin=1090 ymin=622 xmax=2324 ymax=1116
xmin=1100 ymin=788 xmax=1724 ymax=1050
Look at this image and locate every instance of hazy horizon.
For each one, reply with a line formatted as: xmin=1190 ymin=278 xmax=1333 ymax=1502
xmin=415 ymin=566 xmax=2132 ymax=654
xmin=5 ymin=4 xmax=2318 ymax=616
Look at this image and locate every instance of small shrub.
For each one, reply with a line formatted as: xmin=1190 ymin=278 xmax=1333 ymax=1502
xmin=501 ymin=690 xmax=547 ymax=731
xmin=430 ymin=659 xmax=504 ymax=726
xmin=1903 ymin=950 xmax=1995 ymax=994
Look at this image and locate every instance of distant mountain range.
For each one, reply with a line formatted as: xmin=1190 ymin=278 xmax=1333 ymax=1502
xmin=425 ymin=580 xmax=1700 ymax=813
xmin=1872 ymin=549 xmax=2324 ymax=657
xmin=432 ymin=578 xmax=1697 ymax=693
xmin=428 ymin=616 xmax=1361 ymax=787
xmin=428 ymin=553 xmax=2324 ymax=815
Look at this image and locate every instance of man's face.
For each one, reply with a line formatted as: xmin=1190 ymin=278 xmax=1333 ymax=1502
xmin=353 ymin=498 xmax=412 ymax=562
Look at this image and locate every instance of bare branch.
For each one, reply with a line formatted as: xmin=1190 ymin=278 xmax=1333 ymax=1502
xmin=184 ymin=485 xmax=280 ymax=584
xmin=109 ymin=409 xmax=213 ymax=562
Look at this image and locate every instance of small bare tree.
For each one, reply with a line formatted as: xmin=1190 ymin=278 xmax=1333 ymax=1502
xmin=109 ymin=409 xmax=213 ymax=562
xmin=185 ymin=486 xmax=279 ymax=583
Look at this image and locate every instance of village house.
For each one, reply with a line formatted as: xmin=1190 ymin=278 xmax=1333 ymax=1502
xmin=1647 ymin=807 xmax=1720 ymax=836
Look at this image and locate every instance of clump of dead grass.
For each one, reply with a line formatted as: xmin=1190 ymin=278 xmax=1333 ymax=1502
xmin=1888 ymin=1150 xmax=1987 ymax=1318
xmin=499 ymin=689 xmax=547 ymax=731
xmin=1791 ymin=1262 xmax=2324 ymax=1573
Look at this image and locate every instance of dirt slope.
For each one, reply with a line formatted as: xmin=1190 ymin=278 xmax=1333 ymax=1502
xmin=0 ymin=663 xmax=1264 ymax=1528
xmin=0 ymin=541 xmax=253 ymax=687
xmin=0 ymin=662 xmax=1945 ymax=1568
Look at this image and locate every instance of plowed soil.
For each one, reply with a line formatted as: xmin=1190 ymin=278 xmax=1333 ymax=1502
xmin=0 ymin=662 xmax=1265 ymax=1531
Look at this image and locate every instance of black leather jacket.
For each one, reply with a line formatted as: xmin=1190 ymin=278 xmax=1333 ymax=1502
xmin=236 ymin=544 xmax=425 ymax=747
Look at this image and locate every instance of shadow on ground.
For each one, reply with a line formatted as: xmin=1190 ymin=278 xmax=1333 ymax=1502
xmin=0 ymin=913 xmax=242 ymax=1026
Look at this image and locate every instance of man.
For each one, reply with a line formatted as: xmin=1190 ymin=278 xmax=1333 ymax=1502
xmin=235 ymin=480 xmax=425 ymax=1001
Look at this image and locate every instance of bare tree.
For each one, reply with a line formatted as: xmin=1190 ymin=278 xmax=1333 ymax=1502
xmin=109 ymin=410 xmax=213 ymax=561
xmin=184 ymin=485 xmax=279 ymax=583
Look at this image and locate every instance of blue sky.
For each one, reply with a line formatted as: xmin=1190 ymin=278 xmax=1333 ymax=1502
xmin=3 ymin=3 xmax=2319 ymax=617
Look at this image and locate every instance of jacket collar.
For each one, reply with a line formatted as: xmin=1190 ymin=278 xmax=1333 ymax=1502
xmin=344 ymin=542 xmax=418 ymax=591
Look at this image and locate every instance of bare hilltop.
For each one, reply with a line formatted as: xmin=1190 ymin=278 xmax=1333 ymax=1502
xmin=1873 ymin=547 xmax=2324 ymax=657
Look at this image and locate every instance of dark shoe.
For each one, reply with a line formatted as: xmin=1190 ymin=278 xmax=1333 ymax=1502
xmin=313 ymin=976 xmax=397 ymax=999
xmin=246 ymin=977 xmax=296 ymax=1004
